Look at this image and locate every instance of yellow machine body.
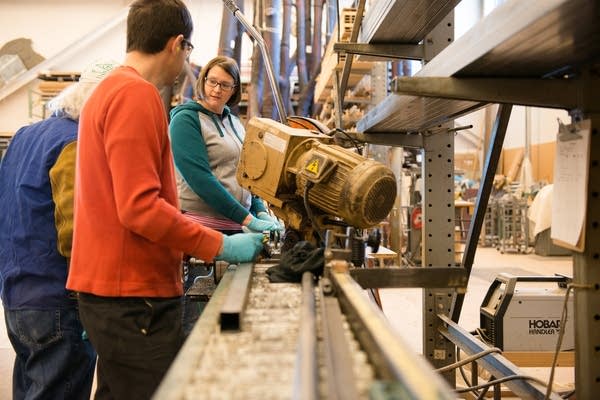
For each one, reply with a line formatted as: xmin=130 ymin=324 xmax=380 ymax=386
xmin=237 ymin=117 xmax=397 ymax=233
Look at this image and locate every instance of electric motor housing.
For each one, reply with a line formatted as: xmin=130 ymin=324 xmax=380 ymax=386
xmin=237 ymin=117 xmax=397 ymax=230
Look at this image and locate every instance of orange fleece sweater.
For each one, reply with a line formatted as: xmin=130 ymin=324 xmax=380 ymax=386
xmin=67 ymin=66 xmax=222 ymax=297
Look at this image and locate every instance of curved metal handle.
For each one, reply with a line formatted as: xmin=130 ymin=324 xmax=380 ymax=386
xmin=222 ymin=0 xmax=288 ymax=124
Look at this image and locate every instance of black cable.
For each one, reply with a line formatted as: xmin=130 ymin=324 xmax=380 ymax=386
xmin=474 ymin=383 xmax=490 ymax=400
xmin=455 ymin=350 xmax=483 ymax=399
xmin=440 ymin=348 xmax=503 ymax=399
xmin=329 ymin=127 xmax=363 ymax=154
xmin=545 ymin=283 xmax=591 ymax=399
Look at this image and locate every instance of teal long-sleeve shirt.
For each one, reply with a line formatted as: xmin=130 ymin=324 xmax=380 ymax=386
xmin=169 ymin=101 xmax=266 ymax=223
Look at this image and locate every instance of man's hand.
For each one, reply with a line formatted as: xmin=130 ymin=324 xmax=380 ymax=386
xmin=215 ymin=232 xmax=264 ymax=263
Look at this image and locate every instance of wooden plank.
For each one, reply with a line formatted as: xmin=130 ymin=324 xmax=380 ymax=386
xmin=37 ymin=81 xmax=73 ymax=94
xmin=37 ymin=71 xmax=80 ymax=81
xmin=502 ymin=351 xmax=575 ymax=368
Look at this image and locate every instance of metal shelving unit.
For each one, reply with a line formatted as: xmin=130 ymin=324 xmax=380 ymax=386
xmin=340 ymin=0 xmax=599 ymax=397
xmin=496 ymin=196 xmax=529 ymax=254
xmin=481 ymin=198 xmax=499 ymax=248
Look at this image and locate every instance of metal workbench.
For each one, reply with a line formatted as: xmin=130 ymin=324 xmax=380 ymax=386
xmin=153 ymin=263 xmax=457 ymax=399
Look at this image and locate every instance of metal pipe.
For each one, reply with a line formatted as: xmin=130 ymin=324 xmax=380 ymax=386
xmin=219 ymin=262 xmax=253 ymax=331
xmin=222 ymin=0 xmax=288 ymax=124
xmin=338 ymin=0 xmax=367 ymax=104
xmin=452 ymin=104 xmax=512 ymax=322
xmin=349 ymin=266 xmax=468 ymax=289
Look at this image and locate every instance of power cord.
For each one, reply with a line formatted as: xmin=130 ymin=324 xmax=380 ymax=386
xmin=544 ymin=283 xmax=593 ymax=400
xmin=329 ymin=127 xmax=363 ymax=154
xmin=435 ymin=347 xmax=501 ymax=373
xmin=439 ymin=347 xmax=501 ymax=399
xmin=456 ymin=374 xmax=548 ymax=394
xmin=472 ymin=327 xmax=492 ymax=344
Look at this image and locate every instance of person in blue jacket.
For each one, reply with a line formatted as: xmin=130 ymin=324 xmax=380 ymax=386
xmin=169 ymin=55 xmax=282 ymax=333
xmin=0 ymin=59 xmax=117 ymax=400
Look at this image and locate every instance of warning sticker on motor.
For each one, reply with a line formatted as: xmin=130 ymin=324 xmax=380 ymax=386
xmin=306 ymin=158 xmax=319 ymax=174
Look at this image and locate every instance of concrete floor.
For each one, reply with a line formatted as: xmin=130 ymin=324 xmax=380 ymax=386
xmin=0 ymin=246 xmax=573 ymax=398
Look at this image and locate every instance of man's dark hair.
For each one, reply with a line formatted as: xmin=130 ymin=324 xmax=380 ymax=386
xmin=196 ymin=56 xmax=242 ymax=106
xmin=127 ymin=0 xmax=193 ymax=54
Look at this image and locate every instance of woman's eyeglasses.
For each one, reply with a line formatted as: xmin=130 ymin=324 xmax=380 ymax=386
xmin=205 ymin=77 xmax=236 ymax=92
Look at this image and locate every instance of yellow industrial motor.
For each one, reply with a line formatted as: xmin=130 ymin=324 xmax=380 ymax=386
xmin=237 ymin=117 xmax=397 ymax=237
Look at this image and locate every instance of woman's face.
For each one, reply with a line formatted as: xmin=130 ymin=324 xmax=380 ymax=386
xmin=201 ymin=65 xmax=236 ymax=114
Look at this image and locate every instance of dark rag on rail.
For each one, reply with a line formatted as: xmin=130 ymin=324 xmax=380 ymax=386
xmin=266 ymin=241 xmax=324 ymax=283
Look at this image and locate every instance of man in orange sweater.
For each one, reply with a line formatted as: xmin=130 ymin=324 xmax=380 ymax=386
xmin=66 ymin=1 xmax=263 ymax=398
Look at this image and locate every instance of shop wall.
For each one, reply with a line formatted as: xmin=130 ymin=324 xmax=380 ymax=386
xmin=0 ymin=0 xmax=233 ymax=134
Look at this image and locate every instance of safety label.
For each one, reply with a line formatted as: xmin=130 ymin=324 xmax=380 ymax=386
xmin=306 ymin=158 xmax=319 ymax=174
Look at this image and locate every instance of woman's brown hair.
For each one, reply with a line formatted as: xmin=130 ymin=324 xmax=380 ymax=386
xmin=196 ymin=56 xmax=241 ymax=107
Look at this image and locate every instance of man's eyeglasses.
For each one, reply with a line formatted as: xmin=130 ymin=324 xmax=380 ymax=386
xmin=181 ymin=38 xmax=194 ymax=57
xmin=205 ymin=77 xmax=236 ymax=92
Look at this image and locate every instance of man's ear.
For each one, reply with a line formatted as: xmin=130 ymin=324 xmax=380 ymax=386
xmin=170 ymin=34 xmax=184 ymax=54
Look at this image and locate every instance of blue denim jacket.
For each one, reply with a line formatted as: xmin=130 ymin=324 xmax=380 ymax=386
xmin=0 ymin=115 xmax=78 ymax=309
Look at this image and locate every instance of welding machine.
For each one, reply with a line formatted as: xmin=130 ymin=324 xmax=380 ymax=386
xmin=480 ymin=273 xmax=574 ymax=351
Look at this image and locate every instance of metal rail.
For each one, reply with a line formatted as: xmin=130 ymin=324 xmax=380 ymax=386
xmin=338 ymin=0 xmax=367 ymax=104
xmin=438 ymin=314 xmax=561 ymax=400
xmin=155 ymin=262 xmax=474 ymax=399
xmin=292 ymin=272 xmax=318 ymax=400
xmin=319 ymin=278 xmax=360 ymax=400
xmin=152 ymin=265 xmax=236 ymax=399
xmin=330 ymin=270 xmax=456 ymax=399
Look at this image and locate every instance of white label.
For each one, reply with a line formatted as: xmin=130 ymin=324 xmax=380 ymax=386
xmin=433 ymin=349 xmax=446 ymax=360
xmin=263 ymin=132 xmax=286 ymax=153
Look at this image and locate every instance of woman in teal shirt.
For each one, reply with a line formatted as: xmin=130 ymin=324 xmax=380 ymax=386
xmin=169 ymin=56 xmax=281 ymax=333
xmin=169 ymin=56 xmax=280 ymax=233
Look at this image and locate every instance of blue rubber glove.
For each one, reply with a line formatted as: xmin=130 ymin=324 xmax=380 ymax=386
xmin=256 ymin=211 xmax=283 ymax=231
xmin=245 ymin=214 xmax=281 ymax=232
xmin=256 ymin=212 xmax=284 ymax=231
xmin=215 ymin=232 xmax=264 ymax=263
